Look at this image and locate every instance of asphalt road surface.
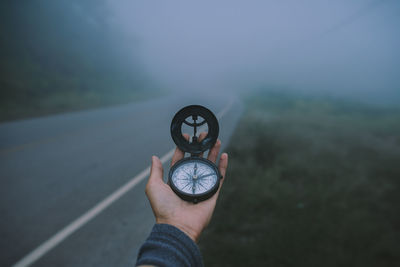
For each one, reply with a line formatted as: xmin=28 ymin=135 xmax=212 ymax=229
xmin=0 ymin=92 xmax=243 ymax=267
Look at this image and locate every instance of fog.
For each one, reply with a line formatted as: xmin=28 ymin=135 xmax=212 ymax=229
xmin=107 ymin=0 xmax=400 ymax=105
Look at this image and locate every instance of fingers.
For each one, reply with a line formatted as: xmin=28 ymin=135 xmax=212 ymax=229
xmin=147 ymin=156 xmax=164 ymax=191
xmin=206 ymin=152 xmax=228 ymax=204
xmin=171 ymin=132 xmax=221 ymax=164
xmin=198 ymin=132 xmax=208 ymax=141
xmin=171 ymin=133 xmax=190 ymax=166
xmin=198 ymin=132 xmax=208 ymax=158
xmin=207 ymin=139 xmax=221 ymax=163
xmin=218 ymin=153 xmax=228 ymax=181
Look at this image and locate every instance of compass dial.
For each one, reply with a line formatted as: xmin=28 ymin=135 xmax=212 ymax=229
xmin=169 ymin=157 xmax=220 ymax=202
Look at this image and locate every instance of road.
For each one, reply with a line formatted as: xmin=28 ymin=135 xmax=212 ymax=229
xmin=0 ymin=93 xmax=243 ymax=266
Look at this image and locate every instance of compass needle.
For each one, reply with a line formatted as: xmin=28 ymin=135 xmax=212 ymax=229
xmin=198 ymin=173 xmax=215 ymax=179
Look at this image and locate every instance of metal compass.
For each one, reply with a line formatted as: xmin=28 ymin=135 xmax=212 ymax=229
xmin=168 ymin=105 xmax=221 ymax=203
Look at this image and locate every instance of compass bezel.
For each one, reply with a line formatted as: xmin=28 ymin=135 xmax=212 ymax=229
xmin=170 ymin=105 xmax=219 ymax=155
xmin=168 ymin=157 xmax=221 ymax=203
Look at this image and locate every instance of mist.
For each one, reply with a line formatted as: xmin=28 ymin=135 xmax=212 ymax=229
xmin=2 ymin=2 xmax=400 ymax=265
xmin=107 ymin=0 xmax=400 ymax=105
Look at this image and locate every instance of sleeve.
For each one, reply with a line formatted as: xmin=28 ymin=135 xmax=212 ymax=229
xmin=135 ymin=223 xmax=204 ymax=267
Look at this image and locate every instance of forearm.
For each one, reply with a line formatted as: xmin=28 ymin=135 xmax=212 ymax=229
xmin=136 ymin=224 xmax=203 ymax=267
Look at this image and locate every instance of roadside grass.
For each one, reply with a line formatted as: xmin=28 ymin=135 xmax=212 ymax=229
xmin=200 ymin=91 xmax=400 ymax=266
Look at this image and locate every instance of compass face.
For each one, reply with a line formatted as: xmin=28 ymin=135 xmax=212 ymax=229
xmin=169 ymin=157 xmax=220 ymax=202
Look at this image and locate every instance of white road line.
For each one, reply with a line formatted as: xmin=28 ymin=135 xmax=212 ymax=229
xmin=13 ymin=98 xmax=234 ymax=267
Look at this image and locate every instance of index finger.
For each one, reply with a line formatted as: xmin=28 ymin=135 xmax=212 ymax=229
xmin=207 ymin=139 xmax=221 ymax=164
xmin=218 ymin=152 xmax=228 ymax=180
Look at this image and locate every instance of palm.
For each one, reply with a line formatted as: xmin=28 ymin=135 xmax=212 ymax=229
xmin=147 ymin=178 xmax=218 ymax=241
xmin=145 ymin=133 xmax=228 ymax=242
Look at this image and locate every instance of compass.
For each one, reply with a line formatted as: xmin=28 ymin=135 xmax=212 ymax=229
xmin=168 ymin=105 xmax=221 ymax=203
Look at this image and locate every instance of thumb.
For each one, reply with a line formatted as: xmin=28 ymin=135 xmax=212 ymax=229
xmin=149 ymin=155 xmax=164 ymax=184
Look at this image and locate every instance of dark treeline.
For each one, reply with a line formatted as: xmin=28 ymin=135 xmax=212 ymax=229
xmin=0 ymin=0 xmax=153 ymax=121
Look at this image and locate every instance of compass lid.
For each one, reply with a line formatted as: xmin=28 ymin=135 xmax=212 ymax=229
xmin=170 ymin=105 xmax=219 ymax=155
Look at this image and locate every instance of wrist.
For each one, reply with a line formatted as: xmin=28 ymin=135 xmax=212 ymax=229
xmin=156 ymin=219 xmax=200 ymax=242
xmin=137 ymin=224 xmax=203 ymax=267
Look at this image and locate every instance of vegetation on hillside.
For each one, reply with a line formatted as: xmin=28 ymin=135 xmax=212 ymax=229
xmin=201 ymin=91 xmax=400 ymax=266
xmin=0 ymin=1 xmax=157 ymax=121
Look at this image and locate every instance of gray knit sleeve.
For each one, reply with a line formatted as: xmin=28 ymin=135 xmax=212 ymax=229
xmin=136 ymin=224 xmax=203 ymax=267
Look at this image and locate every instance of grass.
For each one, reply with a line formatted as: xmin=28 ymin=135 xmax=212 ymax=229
xmin=200 ymin=90 xmax=400 ymax=266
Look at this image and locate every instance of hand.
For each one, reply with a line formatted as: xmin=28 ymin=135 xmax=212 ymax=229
xmin=145 ymin=133 xmax=228 ymax=242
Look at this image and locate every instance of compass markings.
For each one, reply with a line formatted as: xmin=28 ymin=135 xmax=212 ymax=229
xmin=197 ymin=181 xmax=207 ymax=190
xmin=181 ymin=181 xmax=192 ymax=190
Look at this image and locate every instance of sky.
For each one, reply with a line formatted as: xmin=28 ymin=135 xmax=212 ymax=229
xmin=105 ymin=0 xmax=400 ymax=104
